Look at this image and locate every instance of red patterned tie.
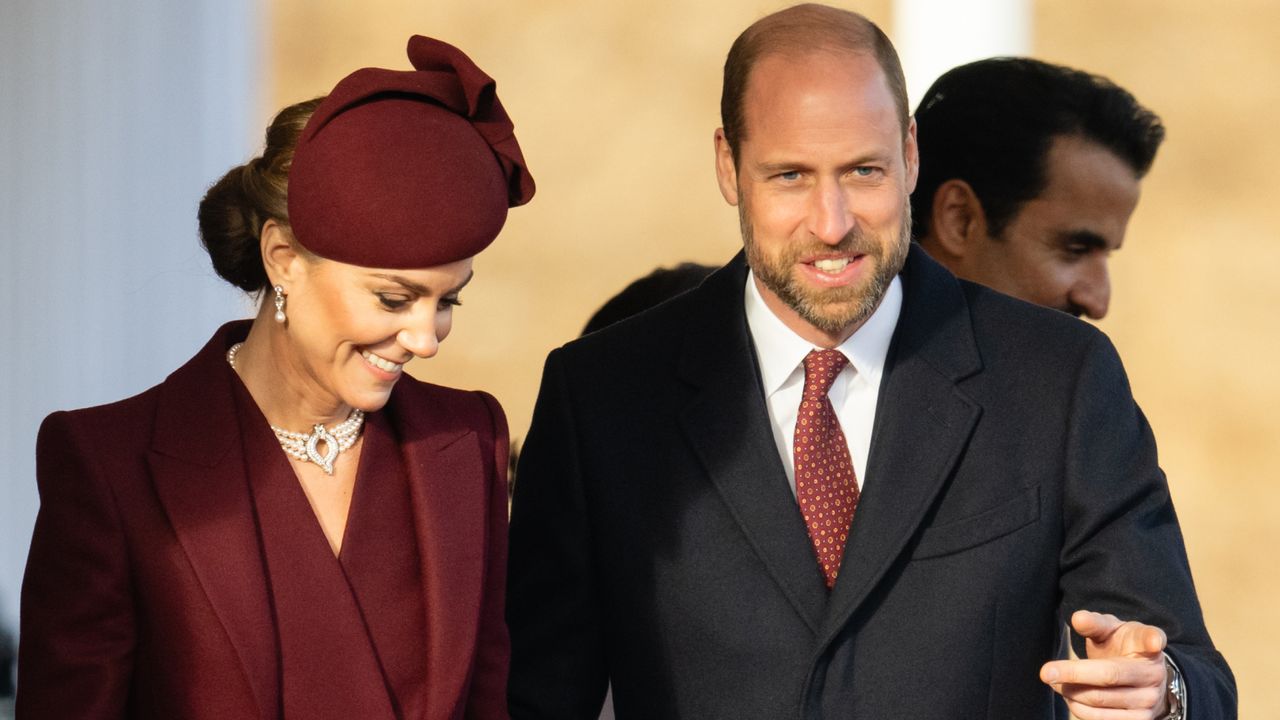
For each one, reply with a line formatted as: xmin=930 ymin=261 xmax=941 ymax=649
xmin=794 ymin=349 xmax=860 ymax=588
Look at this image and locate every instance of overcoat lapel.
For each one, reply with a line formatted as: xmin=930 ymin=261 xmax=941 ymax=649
xmin=678 ymin=255 xmax=829 ymax=633
xmin=385 ymin=385 xmax=487 ymax=719
xmin=146 ymin=322 xmax=278 ymax=720
xmin=818 ymin=246 xmax=983 ymax=644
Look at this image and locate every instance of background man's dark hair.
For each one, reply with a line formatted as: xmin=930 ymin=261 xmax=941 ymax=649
xmin=720 ymin=3 xmax=909 ymax=164
xmin=910 ymin=57 xmax=1165 ymax=240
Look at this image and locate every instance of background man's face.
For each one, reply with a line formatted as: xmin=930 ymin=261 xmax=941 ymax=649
xmin=716 ymin=50 xmax=918 ymax=344
xmin=968 ymin=134 xmax=1141 ymax=319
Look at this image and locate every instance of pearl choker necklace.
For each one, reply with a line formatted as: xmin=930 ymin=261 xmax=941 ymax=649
xmin=226 ymin=342 xmax=364 ymax=475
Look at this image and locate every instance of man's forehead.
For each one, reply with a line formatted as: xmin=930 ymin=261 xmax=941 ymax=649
xmin=740 ymin=52 xmax=899 ymax=137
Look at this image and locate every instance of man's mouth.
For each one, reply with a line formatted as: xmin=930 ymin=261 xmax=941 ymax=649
xmin=812 ymin=257 xmax=851 ymax=274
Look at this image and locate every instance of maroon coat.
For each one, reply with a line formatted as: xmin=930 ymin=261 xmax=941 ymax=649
xmin=19 ymin=322 xmax=511 ymax=719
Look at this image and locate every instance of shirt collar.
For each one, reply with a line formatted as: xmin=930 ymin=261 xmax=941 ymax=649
xmin=744 ymin=270 xmax=903 ymax=396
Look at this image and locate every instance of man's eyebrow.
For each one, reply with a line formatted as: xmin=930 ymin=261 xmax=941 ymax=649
xmin=1058 ymin=231 xmax=1111 ymax=251
xmin=756 ymin=162 xmax=809 ymax=174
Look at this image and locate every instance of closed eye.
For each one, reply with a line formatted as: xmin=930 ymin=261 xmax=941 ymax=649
xmin=377 ymin=293 xmax=412 ymax=310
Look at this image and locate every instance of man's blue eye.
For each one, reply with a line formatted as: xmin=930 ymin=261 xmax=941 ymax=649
xmin=853 ymin=167 xmax=875 ymax=177
xmin=779 ymin=171 xmax=800 ymax=181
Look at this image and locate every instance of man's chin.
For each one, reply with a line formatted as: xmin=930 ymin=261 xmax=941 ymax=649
xmin=793 ymin=297 xmax=875 ymax=337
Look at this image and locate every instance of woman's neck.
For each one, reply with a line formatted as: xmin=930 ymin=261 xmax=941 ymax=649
xmin=232 ymin=312 xmax=353 ymax=431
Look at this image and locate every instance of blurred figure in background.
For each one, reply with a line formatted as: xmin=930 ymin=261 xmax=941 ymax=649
xmin=582 ymin=263 xmax=716 ymax=335
xmin=912 ymin=57 xmax=1165 ymax=320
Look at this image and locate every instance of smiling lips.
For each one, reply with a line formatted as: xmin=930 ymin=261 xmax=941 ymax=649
xmin=813 ymin=257 xmax=851 ymax=273
xmin=361 ymin=349 xmax=404 ymax=374
xmin=801 ymin=254 xmax=864 ymax=285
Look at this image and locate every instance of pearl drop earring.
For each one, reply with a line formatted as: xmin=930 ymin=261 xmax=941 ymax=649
xmin=273 ymin=285 xmax=287 ymax=323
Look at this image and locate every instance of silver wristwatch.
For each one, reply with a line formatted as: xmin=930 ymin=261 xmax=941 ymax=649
xmin=1162 ymin=653 xmax=1186 ymax=720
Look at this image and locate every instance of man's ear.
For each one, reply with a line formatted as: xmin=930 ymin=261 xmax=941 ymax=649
xmin=713 ymin=128 xmax=740 ymax=206
xmin=903 ymin=117 xmax=920 ymax=194
xmin=260 ymin=219 xmax=305 ymax=290
xmin=927 ymin=179 xmax=991 ymax=259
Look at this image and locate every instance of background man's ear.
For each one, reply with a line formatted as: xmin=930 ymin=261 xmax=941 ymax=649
xmin=927 ymin=178 xmax=991 ymax=259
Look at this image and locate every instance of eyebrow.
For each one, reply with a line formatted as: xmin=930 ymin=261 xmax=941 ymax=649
xmin=372 ymin=270 xmax=475 ymax=296
xmin=1057 ymin=231 xmax=1112 ymax=251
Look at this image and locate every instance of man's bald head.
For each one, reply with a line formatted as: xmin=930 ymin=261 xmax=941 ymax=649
xmin=720 ymin=3 xmax=909 ymax=164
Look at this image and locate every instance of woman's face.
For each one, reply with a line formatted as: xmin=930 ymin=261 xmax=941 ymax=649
xmin=281 ymin=254 xmax=474 ymax=413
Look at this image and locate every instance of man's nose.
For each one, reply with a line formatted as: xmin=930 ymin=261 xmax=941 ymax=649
xmin=1070 ymin=261 xmax=1112 ymax=320
xmin=809 ymin=181 xmax=854 ymax=246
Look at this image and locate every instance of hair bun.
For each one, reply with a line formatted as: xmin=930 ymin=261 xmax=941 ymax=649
xmin=198 ymin=164 xmax=269 ymax=292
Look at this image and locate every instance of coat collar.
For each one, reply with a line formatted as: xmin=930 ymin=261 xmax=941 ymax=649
xmin=381 ymin=380 xmax=488 ymax=719
xmin=816 ymin=244 xmax=983 ymax=644
xmin=678 ymin=254 xmax=831 ymax=632
xmin=676 ymin=246 xmax=983 ymax=637
xmin=147 ymin=321 xmax=491 ymax=719
xmin=147 ymin=320 xmax=279 ymax=719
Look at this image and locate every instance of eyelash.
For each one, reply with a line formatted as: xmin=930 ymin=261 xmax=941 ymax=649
xmin=378 ymin=294 xmax=410 ymax=310
xmin=378 ymin=294 xmax=463 ymax=310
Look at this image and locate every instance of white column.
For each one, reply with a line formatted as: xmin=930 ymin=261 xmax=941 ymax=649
xmin=893 ymin=0 xmax=1032 ymax=110
xmin=0 ymin=0 xmax=260 ymax=656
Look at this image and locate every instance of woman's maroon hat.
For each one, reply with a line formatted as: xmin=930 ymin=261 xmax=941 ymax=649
xmin=287 ymin=35 xmax=535 ymax=268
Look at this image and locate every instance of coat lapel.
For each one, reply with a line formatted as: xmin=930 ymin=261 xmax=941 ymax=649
xmin=818 ymin=246 xmax=983 ymax=644
xmin=146 ymin=321 xmax=278 ymax=720
xmin=678 ymin=255 xmax=829 ymax=633
xmin=386 ymin=384 xmax=486 ymax=719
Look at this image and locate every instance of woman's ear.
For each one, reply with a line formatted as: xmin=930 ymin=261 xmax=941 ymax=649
xmin=260 ymin=219 xmax=304 ymax=289
xmin=928 ymin=178 xmax=992 ymax=259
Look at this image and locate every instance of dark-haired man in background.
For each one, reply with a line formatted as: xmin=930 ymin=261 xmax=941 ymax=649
xmin=912 ymin=57 xmax=1164 ymax=320
xmin=508 ymin=5 xmax=1233 ymax=719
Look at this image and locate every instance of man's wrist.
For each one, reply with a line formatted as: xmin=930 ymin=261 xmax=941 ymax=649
xmin=1162 ymin=652 xmax=1187 ymax=720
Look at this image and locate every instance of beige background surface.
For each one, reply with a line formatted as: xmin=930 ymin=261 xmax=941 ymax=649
xmin=267 ymin=0 xmax=1277 ymax=713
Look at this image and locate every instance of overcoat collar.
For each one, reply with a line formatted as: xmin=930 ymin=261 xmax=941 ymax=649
xmin=147 ymin=321 xmax=279 ymax=718
xmin=381 ymin=379 xmax=488 ymax=719
xmin=677 ymin=246 xmax=983 ymax=639
xmin=147 ymin=321 xmax=488 ymax=719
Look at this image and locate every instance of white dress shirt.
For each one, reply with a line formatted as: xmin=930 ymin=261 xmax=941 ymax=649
xmin=744 ymin=271 xmax=903 ymax=495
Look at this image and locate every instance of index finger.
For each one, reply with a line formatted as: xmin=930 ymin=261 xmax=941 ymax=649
xmin=1040 ymin=657 xmax=1164 ymax=689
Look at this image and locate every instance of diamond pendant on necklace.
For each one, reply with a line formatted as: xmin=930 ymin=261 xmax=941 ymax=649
xmin=226 ymin=341 xmax=365 ymax=475
xmin=269 ymin=410 xmax=364 ymax=475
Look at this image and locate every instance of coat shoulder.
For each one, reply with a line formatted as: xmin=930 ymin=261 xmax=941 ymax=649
xmin=39 ymin=383 xmax=165 ymax=452
xmin=390 ymin=374 xmax=507 ymax=437
xmin=959 ymin=278 xmax=1116 ymax=372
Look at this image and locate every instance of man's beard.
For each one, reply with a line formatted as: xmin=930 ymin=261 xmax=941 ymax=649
xmin=741 ymin=200 xmax=912 ymax=337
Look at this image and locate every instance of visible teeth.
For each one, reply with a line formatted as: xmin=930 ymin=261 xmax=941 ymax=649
xmin=814 ymin=258 xmax=850 ymax=273
xmin=361 ymin=351 xmax=402 ymax=372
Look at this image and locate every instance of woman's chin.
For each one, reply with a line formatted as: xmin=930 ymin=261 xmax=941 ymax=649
xmin=342 ymin=386 xmax=395 ymax=414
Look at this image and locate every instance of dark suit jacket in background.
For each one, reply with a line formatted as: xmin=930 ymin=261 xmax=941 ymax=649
xmin=19 ymin=321 xmax=511 ymax=719
xmin=507 ymin=246 xmax=1235 ymax=719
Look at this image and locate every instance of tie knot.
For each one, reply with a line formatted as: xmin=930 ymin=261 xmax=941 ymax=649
xmin=802 ymin=349 xmax=848 ymax=397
